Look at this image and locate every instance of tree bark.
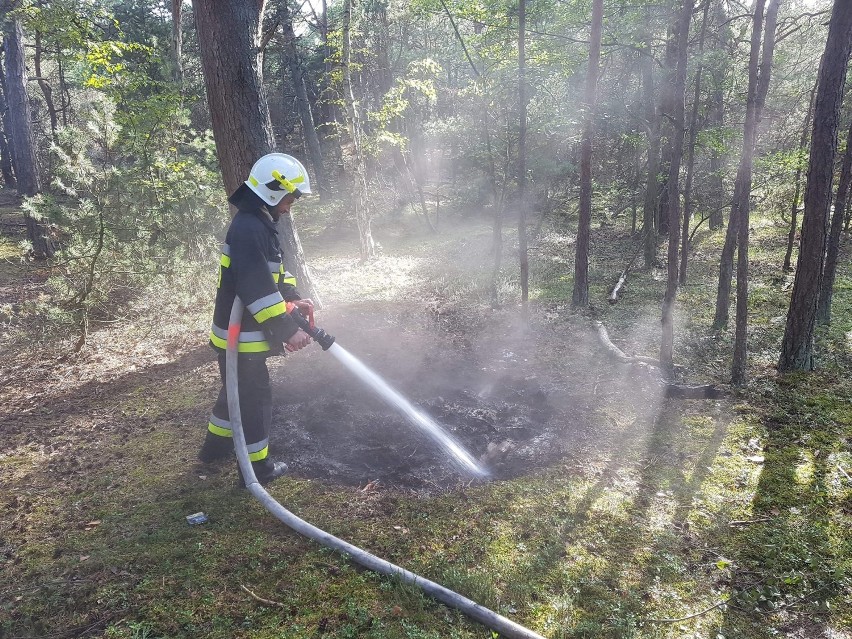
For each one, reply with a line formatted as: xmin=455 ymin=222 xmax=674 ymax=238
xmin=659 ymin=0 xmax=695 ymax=375
xmin=641 ymin=30 xmax=661 ymax=268
xmin=656 ymin=27 xmax=678 ymax=239
xmin=193 ymin=0 xmax=321 ymax=299
xmin=171 ymin=0 xmax=183 ymax=84
xmin=779 ymin=1 xmax=852 ymax=373
xmin=518 ymin=0 xmax=529 ymax=305
xmin=816 ymin=114 xmax=852 ymax=325
xmin=572 ymin=0 xmax=603 ymax=308
xmin=712 ymin=0 xmax=770 ymax=330
xmin=3 ymin=18 xmax=39 ymax=197
xmin=342 ymin=0 xmax=375 ymax=260
xmin=193 ymin=0 xmax=274 ymax=195
xmin=0 ymin=66 xmax=16 ymax=188
xmin=783 ymin=80 xmax=818 ymax=271
xmin=679 ymin=0 xmax=711 ymax=285
xmin=33 ymin=31 xmax=58 ymax=141
xmin=732 ymin=0 xmax=780 ymax=384
xmin=707 ymin=1 xmax=728 ymax=230
xmin=4 ymin=16 xmax=53 ymax=258
xmin=282 ymin=3 xmax=327 ymax=195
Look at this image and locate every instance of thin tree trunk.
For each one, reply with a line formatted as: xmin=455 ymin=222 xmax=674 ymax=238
xmin=572 ymin=0 xmax=603 ymax=308
xmin=712 ymin=0 xmax=768 ymax=330
xmin=707 ymin=1 xmax=728 ymax=230
xmin=342 ymin=0 xmax=374 ymax=260
xmin=279 ymin=211 xmax=323 ymax=309
xmin=732 ymin=0 xmax=780 ymax=384
xmin=57 ymin=55 xmax=69 ymax=127
xmin=783 ymin=79 xmax=818 ymax=271
xmin=679 ymin=0 xmax=710 ymax=285
xmin=282 ymin=4 xmax=327 ymax=195
xmin=0 ymin=68 xmax=16 ymax=188
xmin=518 ymin=0 xmax=529 ymax=305
xmin=816 ymin=115 xmax=852 ymax=325
xmin=33 ymin=31 xmax=58 ymax=141
xmin=659 ymin=0 xmax=695 ymax=375
xmin=656 ymin=27 xmax=678 ymax=238
xmin=641 ymin=26 xmax=660 ymax=268
xmin=779 ymin=1 xmax=852 ymax=373
xmin=171 ymin=0 xmax=183 ymax=84
xmin=846 ymin=191 xmax=852 ymax=235
xmin=318 ymin=0 xmax=338 ymax=137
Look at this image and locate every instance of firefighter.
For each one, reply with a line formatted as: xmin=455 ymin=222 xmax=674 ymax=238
xmin=199 ymin=153 xmax=313 ymax=485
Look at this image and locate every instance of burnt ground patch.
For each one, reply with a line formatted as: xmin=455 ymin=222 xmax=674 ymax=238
xmin=264 ymin=302 xmax=662 ymax=491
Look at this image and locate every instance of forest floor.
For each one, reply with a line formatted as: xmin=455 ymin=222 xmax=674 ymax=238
xmin=1 ymin=194 xmax=851 ymax=639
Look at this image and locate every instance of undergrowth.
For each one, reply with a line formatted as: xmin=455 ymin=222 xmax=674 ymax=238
xmin=1 ymin=201 xmax=850 ymax=638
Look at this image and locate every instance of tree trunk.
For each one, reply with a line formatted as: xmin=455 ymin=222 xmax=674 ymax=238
xmin=318 ymin=0 xmax=339 ymax=139
xmin=279 ymin=211 xmax=323 ymax=309
xmin=4 ymin=17 xmax=53 ymax=258
xmin=656 ymin=27 xmax=678 ymax=239
xmin=816 ymin=115 xmax=852 ymax=325
xmin=659 ymin=0 xmax=695 ymax=375
xmin=193 ymin=0 xmax=321 ymax=300
xmin=572 ymin=0 xmax=603 ymax=308
xmin=779 ymin=1 xmax=852 ymax=373
xmin=641 ymin=26 xmax=660 ymax=268
xmin=518 ymin=0 xmax=529 ymax=305
xmin=193 ymin=0 xmax=274 ymax=195
xmin=3 ymin=19 xmax=39 ymax=197
xmin=679 ymin=0 xmax=711 ymax=285
xmin=712 ymin=0 xmax=769 ymax=330
xmin=33 ymin=31 xmax=58 ymax=141
xmin=732 ymin=0 xmax=780 ymax=384
xmin=282 ymin=4 xmax=327 ymax=195
xmin=342 ymin=0 xmax=375 ymax=260
xmin=783 ymin=80 xmax=818 ymax=271
xmin=57 ymin=55 xmax=69 ymax=127
xmin=171 ymin=0 xmax=183 ymax=85
xmin=707 ymin=1 xmax=728 ymax=230
xmin=0 ymin=67 xmax=16 ymax=188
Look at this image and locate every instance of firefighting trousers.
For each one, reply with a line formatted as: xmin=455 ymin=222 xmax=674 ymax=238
xmin=207 ymin=353 xmax=272 ymax=462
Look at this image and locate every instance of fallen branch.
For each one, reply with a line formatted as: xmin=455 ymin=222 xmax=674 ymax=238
xmin=838 ymin=464 xmax=851 ymax=482
xmin=595 ymin=322 xmax=660 ymax=367
xmin=240 ymin=583 xmax=285 ymax=608
xmin=609 ymin=271 xmax=628 ymax=304
xmin=595 ymin=322 xmax=725 ymax=399
xmin=647 ymin=600 xmax=727 ymax=623
xmin=729 ymin=517 xmax=771 ymax=527
xmin=665 ymin=383 xmax=726 ymax=399
xmin=608 ymin=241 xmax=643 ymax=304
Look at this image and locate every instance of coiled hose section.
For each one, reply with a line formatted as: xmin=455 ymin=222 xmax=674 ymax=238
xmin=226 ymin=297 xmax=546 ymax=639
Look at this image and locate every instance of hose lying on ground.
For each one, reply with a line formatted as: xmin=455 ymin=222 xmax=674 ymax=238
xmin=225 ymin=297 xmax=546 ymax=639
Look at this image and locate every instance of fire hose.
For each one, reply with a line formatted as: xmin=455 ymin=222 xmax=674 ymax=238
xmin=225 ymin=297 xmax=546 ymax=639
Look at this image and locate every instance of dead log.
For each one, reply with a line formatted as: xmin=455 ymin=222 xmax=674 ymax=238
xmin=595 ymin=321 xmax=725 ymax=399
xmin=664 ymin=384 xmax=725 ymax=399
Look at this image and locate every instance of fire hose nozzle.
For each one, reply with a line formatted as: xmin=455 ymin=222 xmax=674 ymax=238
xmin=288 ymin=304 xmax=336 ymax=350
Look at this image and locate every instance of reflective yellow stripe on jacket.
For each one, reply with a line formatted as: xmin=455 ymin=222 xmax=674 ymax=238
xmin=209 ymin=324 xmax=271 ymax=353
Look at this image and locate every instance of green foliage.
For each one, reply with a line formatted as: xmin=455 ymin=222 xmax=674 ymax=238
xmin=25 ymin=95 xmax=224 ymax=335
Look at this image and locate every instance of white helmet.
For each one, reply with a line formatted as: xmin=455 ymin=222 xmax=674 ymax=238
xmin=245 ymin=153 xmax=312 ymax=205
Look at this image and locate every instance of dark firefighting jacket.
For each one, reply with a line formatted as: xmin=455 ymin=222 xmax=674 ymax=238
xmin=209 ymin=204 xmax=302 ymax=355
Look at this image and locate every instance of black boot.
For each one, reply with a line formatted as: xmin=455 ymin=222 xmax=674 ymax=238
xmin=239 ymin=459 xmax=289 ymax=486
xmin=199 ymin=432 xmax=233 ymax=463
